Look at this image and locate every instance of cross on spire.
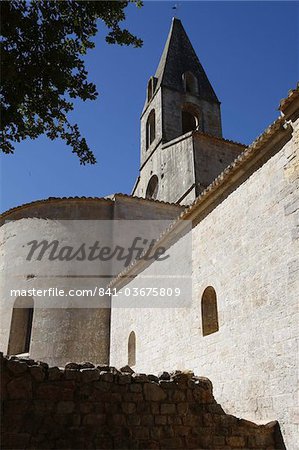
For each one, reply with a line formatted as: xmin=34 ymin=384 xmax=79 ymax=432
xmin=172 ymin=3 xmax=180 ymax=19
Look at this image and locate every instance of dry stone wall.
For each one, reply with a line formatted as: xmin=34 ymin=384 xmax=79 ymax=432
xmin=1 ymin=354 xmax=285 ymax=450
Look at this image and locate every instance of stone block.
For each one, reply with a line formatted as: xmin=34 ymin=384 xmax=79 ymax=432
xmin=99 ymin=372 xmax=114 ymax=383
xmin=167 ymin=416 xmax=182 ymax=425
xmin=136 ymin=402 xmax=151 ymax=414
xmin=226 ymin=435 xmax=246 ymax=447
xmin=65 ymin=362 xmax=80 ymax=370
xmin=247 ymin=431 xmax=275 ymax=448
xmin=177 ymin=402 xmax=189 ymax=415
xmin=121 ymin=402 xmax=136 ymax=414
xmin=172 ymin=389 xmax=186 ymax=402
xmin=174 ymin=425 xmax=190 ymax=437
xmin=2 ymin=432 xmax=31 ymax=449
xmin=120 ymin=365 xmax=135 ymax=374
xmin=118 ymin=373 xmax=132 ymax=384
xmin=82 ymin=413 xmax=106 ymax=426
xmin=93 ymin=380 xmax=110 ymax=392
xmin=148 ymin=374 xmax=159 ymax=383
xmin=150 ymin=426 xmax=161 ymax=440
xmin=80 ymin=368 xmax=100 ymax=383
xmin=36 ymin=381 xmax=75 ymax=401
xmin=159 ymin=425 xmax=175 ymax=438
xmin=127 ymin=414 xmax=141 ymax=426
xmin=160 ymin=437 xmax=183 ymax=448
xmin=48 ymin=367 xmax=63 ymax=381
xmin=132 ymin=373 xmax=149 ymax=383
xmin=80 ymin=361 xmax=95 ymax=369
xmin=56 ymin=401 xmax=75 ymax=414
xmin=138 ymin=439 xmax=160 ymax=449
xmin=130 ymin=384 xmax=142 ymax=393
xmin=123 ymin=392 xmax=143 ymax=402
xmin=158 ymin=371 xmax=171 ymax=380
xmin=108 ymin=413 xmax=126 ymax=426
xmin=159 ymin=380 xmax=175 ymax=390
xmin=161 ymin=403 xmax=176 ymax=415
xmin=6 ymin=359 xmax=28 ymax=375
xmin=213 ymin=435 xmax=226 ymax=447
xmin=5 ymin=399 xmax=30 ymax=415
xmin=7 ymin=375 xmax=32 ymax=399
xmin=144 ymin=383 xmax=167 ymax=401
xmin=151 ymin=403 xmax=160 ymax=415
xmin=132 ymin=426 xmax=150 ymax=440
xmin=141 ymin=414 xmax=154 ymax=426
xmin=93 ymin=402 xmax=105 ymax=414
xmin=33 ymin=399 xmax=55 ymax=414
xmin=29 ymin=365 xmax=46 ymax=382
xmin=64 ymin=369 xmax=81 ymax=381
xmin=155 ymin=415 xmax=167 ymax=425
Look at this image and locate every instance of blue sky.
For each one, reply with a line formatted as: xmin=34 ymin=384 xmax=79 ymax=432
xmin=1 ymin=1 xmax=298 ymax=213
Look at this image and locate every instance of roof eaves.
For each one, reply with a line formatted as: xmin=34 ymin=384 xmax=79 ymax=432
xmin=112 ymin=193 xmax=185 ymax=208
xmin=279 ymin=82 xmax=299 ymax=113
xmin=0 ymin=196 xmax=113 ymax=220
xmin=0 ymin=193 xmax=185 ymax=222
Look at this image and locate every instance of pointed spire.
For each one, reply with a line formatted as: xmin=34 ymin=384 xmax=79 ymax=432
xmin=154 ymin=18 xmax=219 ymax=103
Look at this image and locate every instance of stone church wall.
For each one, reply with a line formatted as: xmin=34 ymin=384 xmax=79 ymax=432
xmin=193 ymin=133 xmax=244 ymax=192
xmin=135 ymin=131 xmax=245 ymax=205
xmin=1 ymin=354 xmax=284 ymax=449
xmin=135 ymin=134 xmax=195 ymax=203
xmin=110 ymin=119 xmax=298 ymax=449
xmin=0 ymin=217 xmax=112 ymax=368
xmin=0 ymin=196 xmax=183 ymax=367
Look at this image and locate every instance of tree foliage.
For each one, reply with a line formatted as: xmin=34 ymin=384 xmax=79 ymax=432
xmin=0 ymin=1 xmax=142 ymax=164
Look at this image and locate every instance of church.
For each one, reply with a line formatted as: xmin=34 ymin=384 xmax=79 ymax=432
xmin=0 ymin=18 xmax=298 ymax=449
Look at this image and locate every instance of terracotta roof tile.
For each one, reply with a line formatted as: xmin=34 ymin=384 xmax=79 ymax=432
xmin=279 ymin=83 xmax=299 ymax=113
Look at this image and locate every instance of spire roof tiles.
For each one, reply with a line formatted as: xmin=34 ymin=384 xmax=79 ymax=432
xmin=154 ymin=18 xmax=219 ymax=103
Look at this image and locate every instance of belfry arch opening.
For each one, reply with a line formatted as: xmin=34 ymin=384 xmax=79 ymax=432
xmin=128 ymin=331 xmax=136 ymax=367
xmin=8 ymin=296 xmax=34 ymax=355
xmin=146 ymin=109 xmax=156 ymax=149
xmin=182 ymin=71 xmax=198 ymax=94
xmin=146 ymin=175 xmax=159 ymax=199
xmin=182 ymin=110 xmax=198 ymax=134
xmin=201 ymin=286 xmax=219 ymax=336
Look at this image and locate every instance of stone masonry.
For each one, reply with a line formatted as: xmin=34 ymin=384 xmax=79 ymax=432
xmin=133 ymin=18 xmax=242 ymax=205
xmin=1 ymin=354 xmax=285 ymax=450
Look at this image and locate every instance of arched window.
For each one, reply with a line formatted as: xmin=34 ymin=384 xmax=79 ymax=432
xmin=8 ymin=297 xmax=34 ymax=355
xmin=182 ymin=72 xmax=198 ymax=94
xmin=146 ymin=109 xmax=156 ymax=149
xmin=201 ymin=287 xmax=219 ymax=336
xmin=182 ymin=110 xmax=198 ymax=134
xmin=146 ymin=175 xmax=159 ymax=199
xmin=128 ymin=331 xmax=136 ymax=367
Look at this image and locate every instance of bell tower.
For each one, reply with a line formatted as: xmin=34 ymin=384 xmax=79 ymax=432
xmin=133 ymin=18 xmax=244 ymax=204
